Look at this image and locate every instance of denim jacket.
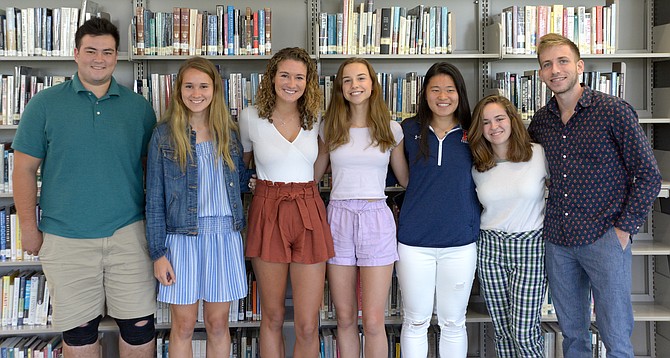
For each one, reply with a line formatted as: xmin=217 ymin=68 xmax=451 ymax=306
xmin=145 ymin=123 xmax=251 ymax=261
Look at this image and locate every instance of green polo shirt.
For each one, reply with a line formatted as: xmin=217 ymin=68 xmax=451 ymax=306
xmin=13 ymin=74 xmax=157 ymax=238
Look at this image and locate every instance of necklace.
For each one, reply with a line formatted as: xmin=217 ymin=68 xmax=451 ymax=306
xmin=273 ymin=115 xmax=298 ymax=126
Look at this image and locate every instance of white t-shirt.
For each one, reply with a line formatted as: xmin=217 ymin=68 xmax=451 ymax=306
xmin=239 ymin=106 xmax=319 ymax=183
xmin=322 ymin=121 xmax=403 ymax=200
xmin=472 ymin=143 xmax=548 ymax=232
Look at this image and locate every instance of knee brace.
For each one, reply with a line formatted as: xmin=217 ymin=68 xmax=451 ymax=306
xmin=115 ymin=314 xmax=155 ymax=346
xmin=62 ymin=315 xmax=102 ymax=347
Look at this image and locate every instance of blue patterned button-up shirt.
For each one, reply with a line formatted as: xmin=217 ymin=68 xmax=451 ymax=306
xmin=528 ymin=85 xmax=661 ymax=247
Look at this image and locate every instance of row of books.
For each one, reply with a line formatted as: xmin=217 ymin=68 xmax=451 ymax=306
xmin=0 ymin=201 xmax=34 ymax=263
xmin=0 ymin=146 xmax=26 ymax=197
xmin=497 ymin=1 xmax=618 ymax=56
xmin=0 ymin=1 xmax=107 ymax=57
xmin=1 ymin=66 xmax=71 ymax=126
xmin=493 ymin=61 xmax=626 ymax=121
xmin=155 ymin=269 xmax=261 ymax=325
xmin=319 ymin=1 xmax=452 ymax=56
xmin=132 ymin=6 xmax=272 ymax=57
xmin=0 ymin=270 xmax=51 ymax=328
xmin=0 ymin=202 xmax=43 ymax=262
xmin=0 ymin=335 xmax=62 ymax=358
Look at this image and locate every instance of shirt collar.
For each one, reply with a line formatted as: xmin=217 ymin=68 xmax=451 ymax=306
xmin=72 ymin=73 xmax=120 ymax=97
xmin=546 ymin=84 xmax=593 ymax=119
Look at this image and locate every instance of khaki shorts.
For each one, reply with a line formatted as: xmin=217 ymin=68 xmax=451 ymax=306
xmin=39 ymin=220 xmax=156 ymax=331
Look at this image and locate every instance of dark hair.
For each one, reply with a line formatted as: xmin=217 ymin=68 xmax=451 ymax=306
xmin=75 ymin=17 xmax=120 ymax=51
xmin=469 ymin=95 xmax=532 ymax=172
xmin=415 ymin=62 xmax=471 ymax=160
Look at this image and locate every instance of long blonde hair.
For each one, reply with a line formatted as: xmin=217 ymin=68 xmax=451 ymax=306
xmin=323 ymin=58 xmax=395 ymax=152
xmin=255 ymin=47 xmax=322 ymax=130
xmin=160 ymin=56 xmax=238 ymax=171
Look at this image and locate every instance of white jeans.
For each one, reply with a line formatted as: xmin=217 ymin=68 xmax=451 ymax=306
xmin=396 ymin=242 xmax=477 ymax=358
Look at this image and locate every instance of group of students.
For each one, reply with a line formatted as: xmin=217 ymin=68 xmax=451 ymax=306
xmin=11 ymin=16 xmax=660 ymax=358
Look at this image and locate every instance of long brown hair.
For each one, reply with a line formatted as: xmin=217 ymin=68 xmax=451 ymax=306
xmin=469 ymin=95 xmax=532 ymax=172
xmin=160 ymin=56 xmax=238 ymax=171
xmin=255 ymin=47 xmax=322 ymax=130
xmin=323 ymin=58 xmax=395 ymax=152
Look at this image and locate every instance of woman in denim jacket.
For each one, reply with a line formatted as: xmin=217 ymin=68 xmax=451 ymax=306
xmin=146 ymin=57 xmax=250 ymax=357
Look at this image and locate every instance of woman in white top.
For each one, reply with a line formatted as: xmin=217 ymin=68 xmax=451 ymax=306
xmin=315 ymin=58 xmax=408 ymax=358
xmin=468 ymin=95 xmax=548 ymax=358
xmin=239 ymin=47 xmax=334 ymax=358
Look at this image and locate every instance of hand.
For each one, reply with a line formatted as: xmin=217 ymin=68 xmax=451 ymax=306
xmin=614 ymin=227 xmax=630 ymax=250
xmin=21 ymin=226 xmax=43 ymax=256
xmin=154 ymin=256 xmax=176 ymax=286
xmin=248 ymin=174 xmax=257 ymax=193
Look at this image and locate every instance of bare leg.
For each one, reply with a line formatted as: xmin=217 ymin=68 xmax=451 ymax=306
xmin=253 ymin=258 xmax=289 ymax=358
xmin=167 ymin=303 xmax=198 ymax=357
xmin=360 ymin=265 xmax=394 ymax=358
xmin=119 ymin=338 xmax=155 ymax=358
xmin=63 ymin=341 xmax=100 ymax=358
xmin=327 ymin=264 xmax=360 ymax=358
xmin=204 ymin=301 xmax=232 ymax=357
xmin=291 ymin=262 xmax=327 ymax=358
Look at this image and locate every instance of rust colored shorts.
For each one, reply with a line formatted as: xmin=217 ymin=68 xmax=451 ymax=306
xmin=245 ymin=179 xmax=334 ymax=264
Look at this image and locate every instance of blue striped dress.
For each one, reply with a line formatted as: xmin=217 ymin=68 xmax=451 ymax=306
xmin=158 ymin=141 xmax=248 ymax=304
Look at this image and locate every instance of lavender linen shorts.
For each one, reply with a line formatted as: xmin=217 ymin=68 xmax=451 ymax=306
xmin=326 ymin=199 xmax=399 ymax=266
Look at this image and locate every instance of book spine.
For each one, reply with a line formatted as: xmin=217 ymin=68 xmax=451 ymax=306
xmin=258 ymin=8 xmax=265 ymax=55
xmin=194 ymin=10 xmax=206 ymax=56
xmin=207 ymin=14 xmax=217 ymax=56
xmin=252 ymin=11 xmax=259 ymax=55
xmin=264 ymin=8 xmax=271 ymax=54
xmin=318 ymin=12 xmax=327 ymax=55
xmin=179 ymin=8 xmax=188 ymax=54
xmin=227 ymin=6 xmax=234 ymax=55
xmin=170 ymin=7 xmax=180 ymax=55
xmin=380 ymin=8 xmax=390 ymax=54
xmin=245 ymin=7 xmax=252 ymax=55
xmin=595 ymin=5 xmax=603 ymax=54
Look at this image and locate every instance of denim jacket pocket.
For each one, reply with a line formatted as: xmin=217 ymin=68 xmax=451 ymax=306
xmin=161 ymin=147 xmax=186 ymax=180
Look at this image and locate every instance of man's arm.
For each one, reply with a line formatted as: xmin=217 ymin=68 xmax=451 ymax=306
xmin=614 ymin=102 xmax=662 ymax=238
xmin=12 ymin=151 xmax=43 ymax=255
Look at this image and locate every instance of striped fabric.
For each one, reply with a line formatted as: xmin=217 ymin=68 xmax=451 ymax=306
xmin=477 ymin=229 xmax=546 ymax=358
xmin=196 ymin=141 xmax=233 ymax=217
xmin=157 ymin=141 xmax=247 ymax=304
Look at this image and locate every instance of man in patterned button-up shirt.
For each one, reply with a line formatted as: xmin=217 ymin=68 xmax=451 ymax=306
xmin=528 ymin=33 xmax=661 ymax=358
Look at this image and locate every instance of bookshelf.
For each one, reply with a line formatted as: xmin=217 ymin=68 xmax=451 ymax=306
xmin=1 ymin=0 xmax=669 ymax=356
